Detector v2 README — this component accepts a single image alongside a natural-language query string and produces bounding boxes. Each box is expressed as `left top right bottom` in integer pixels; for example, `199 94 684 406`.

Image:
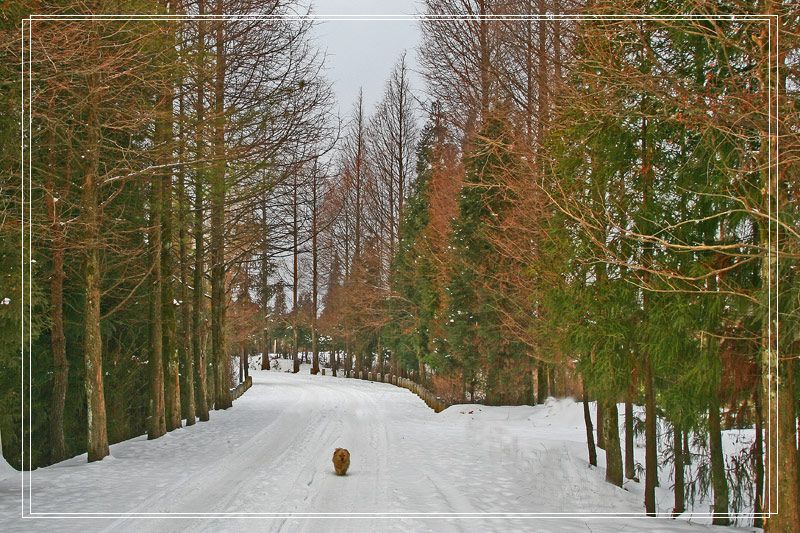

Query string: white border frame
19 12 780 522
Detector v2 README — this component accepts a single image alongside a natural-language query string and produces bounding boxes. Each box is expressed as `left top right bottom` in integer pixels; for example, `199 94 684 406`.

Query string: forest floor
0 360 756 532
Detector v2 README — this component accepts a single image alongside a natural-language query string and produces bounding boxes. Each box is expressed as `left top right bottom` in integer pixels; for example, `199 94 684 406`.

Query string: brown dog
332 448 350 475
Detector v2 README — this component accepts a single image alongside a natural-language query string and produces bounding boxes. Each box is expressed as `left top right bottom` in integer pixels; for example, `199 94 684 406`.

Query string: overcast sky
309 1 423 118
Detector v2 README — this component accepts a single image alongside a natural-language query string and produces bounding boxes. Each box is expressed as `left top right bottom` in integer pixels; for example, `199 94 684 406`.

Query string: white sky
309 0 423 117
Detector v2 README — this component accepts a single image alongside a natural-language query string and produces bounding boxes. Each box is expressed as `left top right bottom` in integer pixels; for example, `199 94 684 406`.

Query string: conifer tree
389 110 443 380
445 112 527 404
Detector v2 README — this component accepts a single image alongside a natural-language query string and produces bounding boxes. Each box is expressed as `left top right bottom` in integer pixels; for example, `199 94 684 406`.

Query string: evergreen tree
445 112 527 404
389 110 442 380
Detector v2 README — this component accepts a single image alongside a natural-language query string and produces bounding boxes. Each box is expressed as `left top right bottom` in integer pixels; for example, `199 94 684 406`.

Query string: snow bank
0 455 17 481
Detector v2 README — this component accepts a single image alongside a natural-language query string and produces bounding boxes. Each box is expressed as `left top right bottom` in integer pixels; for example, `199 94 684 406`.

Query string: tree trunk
583 381 597 467
377 336 384 376
82 79 109 461
596 401 605 450
344 337 351 375
239 344 245 384
177 89 195 427
391 350 400 383
46 127 68 463
643 357 657 516
753 378 763 528
683 432 690 464
353 91 364 262
161 196 181 422
673 425 685 516
259 171 272 372
311 167 320 375
708 396 730 525
416 346 425 385
261 334 270 370
603 400 623 487
355 340 363 377
625 395 635 480
641 112 657 516
762 351 799 531
211 4 231 410
536 361 548 404
206 345 216 409
485 362 499 405
761 4 800 527
161 119 181 432
311 328 319 374
148 88 167 440
192 0 210 423
292 172 300 374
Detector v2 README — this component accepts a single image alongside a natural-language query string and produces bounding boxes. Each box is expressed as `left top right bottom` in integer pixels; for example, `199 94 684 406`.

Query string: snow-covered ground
0 362 756 532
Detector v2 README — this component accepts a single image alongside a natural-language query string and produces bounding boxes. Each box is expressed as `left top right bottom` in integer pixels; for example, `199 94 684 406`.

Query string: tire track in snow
100 376 317 532
271 377 394 533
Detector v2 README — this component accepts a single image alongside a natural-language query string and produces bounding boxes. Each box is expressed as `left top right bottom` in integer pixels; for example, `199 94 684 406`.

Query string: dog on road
332 448 350 475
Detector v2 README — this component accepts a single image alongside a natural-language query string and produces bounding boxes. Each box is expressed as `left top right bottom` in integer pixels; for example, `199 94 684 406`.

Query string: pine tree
389 109 442 379
445 112 525 404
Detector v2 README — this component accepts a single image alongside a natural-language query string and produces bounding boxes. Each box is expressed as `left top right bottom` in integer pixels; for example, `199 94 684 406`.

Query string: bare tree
367 54 418 273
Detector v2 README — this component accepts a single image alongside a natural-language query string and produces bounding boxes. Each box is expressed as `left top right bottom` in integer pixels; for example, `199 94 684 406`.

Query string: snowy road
0 365 750 532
